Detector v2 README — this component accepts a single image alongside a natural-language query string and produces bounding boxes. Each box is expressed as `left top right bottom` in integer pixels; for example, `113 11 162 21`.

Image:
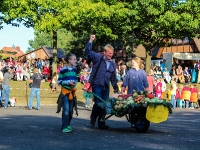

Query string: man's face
104 49 114 60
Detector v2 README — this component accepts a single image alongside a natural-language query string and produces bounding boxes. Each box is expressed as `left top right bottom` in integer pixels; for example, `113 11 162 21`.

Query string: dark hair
66 53 76 63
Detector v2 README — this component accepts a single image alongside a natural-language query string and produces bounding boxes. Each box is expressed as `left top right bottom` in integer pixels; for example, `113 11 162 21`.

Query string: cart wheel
134 117 150 133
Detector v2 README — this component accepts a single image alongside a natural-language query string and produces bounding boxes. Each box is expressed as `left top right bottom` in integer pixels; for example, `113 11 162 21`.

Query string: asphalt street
0 105 200 150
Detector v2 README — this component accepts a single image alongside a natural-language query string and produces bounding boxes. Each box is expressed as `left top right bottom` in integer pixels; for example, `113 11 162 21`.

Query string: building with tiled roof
18 46 65 60
0 46 25 58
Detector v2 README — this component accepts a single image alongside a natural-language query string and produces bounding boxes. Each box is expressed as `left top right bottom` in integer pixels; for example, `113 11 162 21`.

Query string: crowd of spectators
0 56 66 82
2 54 200 110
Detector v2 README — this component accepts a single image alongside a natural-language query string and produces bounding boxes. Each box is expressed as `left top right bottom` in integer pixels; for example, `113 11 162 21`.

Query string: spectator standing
190 84 198 109
83 81 93 108
0 70 3 107
85 35 118 129
44 56 50 67
120 65 127 81
176 85 184 109
36 58 42 74
192 61 198 83
26 68 43 110
155 78 162 98
161 78 166 92
181 84 191 109
116 68 121 82
146 70 154 94
15 63 23 81
6 57 15 67
42 64 51 82
170 81 177 109
1 67 13 108
50 72 59 93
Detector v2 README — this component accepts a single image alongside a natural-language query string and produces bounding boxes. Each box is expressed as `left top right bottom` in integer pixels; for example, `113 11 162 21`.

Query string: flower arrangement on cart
98 90 173 133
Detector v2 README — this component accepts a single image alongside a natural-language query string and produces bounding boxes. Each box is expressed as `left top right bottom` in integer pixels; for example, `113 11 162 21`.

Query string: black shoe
89 122 95 129
98 125 109 129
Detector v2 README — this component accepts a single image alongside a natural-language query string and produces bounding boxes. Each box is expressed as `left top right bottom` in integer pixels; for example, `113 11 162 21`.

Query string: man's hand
90 35 95 42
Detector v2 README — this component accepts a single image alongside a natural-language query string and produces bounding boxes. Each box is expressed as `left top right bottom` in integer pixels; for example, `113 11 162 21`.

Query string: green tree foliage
1 0 74 73
29 33 52 50
61 0 200 70
1 0 200 72
28 29 80 56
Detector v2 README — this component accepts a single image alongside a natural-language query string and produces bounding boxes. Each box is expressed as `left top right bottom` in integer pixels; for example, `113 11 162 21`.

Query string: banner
173 52 200 60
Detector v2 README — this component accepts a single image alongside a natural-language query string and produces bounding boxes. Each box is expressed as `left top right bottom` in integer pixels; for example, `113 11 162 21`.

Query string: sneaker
62 128 71 133
26 108 32 110
35 108 40 110
67 126 72 131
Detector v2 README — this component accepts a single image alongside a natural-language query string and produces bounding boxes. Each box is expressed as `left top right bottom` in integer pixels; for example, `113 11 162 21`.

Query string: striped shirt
58 66 78 89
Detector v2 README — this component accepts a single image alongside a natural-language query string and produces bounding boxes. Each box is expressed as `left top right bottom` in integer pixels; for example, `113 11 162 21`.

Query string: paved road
0 106 200 150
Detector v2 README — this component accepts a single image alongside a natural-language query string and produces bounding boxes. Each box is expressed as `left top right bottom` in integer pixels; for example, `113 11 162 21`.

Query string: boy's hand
90 35 95 42
69 82 76 87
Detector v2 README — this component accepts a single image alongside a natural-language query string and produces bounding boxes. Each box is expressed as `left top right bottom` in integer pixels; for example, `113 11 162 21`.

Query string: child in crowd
190 84 198 109
83 80 93 108
176 85 184 108
51 72 59 93
58 53 78 133
181 84 191 109
116 69 121 82
79 70 87 84
197 92 200 109
155 78 162 98
170 81 177 108
167 89 172 102
161 78 166 93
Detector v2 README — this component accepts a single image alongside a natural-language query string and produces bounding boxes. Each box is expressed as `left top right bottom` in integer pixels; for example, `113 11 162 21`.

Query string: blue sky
0 23 34 52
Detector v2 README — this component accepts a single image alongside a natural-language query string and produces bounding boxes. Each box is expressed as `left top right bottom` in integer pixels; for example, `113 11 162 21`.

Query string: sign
146 105 168 123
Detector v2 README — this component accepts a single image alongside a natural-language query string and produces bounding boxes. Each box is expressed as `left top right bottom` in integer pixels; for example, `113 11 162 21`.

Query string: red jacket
42 67 51 75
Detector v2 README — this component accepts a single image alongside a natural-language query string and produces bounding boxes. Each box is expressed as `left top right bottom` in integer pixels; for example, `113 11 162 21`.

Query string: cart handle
82 88 105 102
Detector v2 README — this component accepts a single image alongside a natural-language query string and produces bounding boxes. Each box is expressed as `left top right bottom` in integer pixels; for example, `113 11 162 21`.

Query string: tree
1 0 81 73
2 0 200 72
28 29 84 57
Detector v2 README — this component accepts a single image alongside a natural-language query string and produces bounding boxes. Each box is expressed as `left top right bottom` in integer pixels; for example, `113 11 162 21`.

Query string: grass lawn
9 80 85 106
9 80 198 106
